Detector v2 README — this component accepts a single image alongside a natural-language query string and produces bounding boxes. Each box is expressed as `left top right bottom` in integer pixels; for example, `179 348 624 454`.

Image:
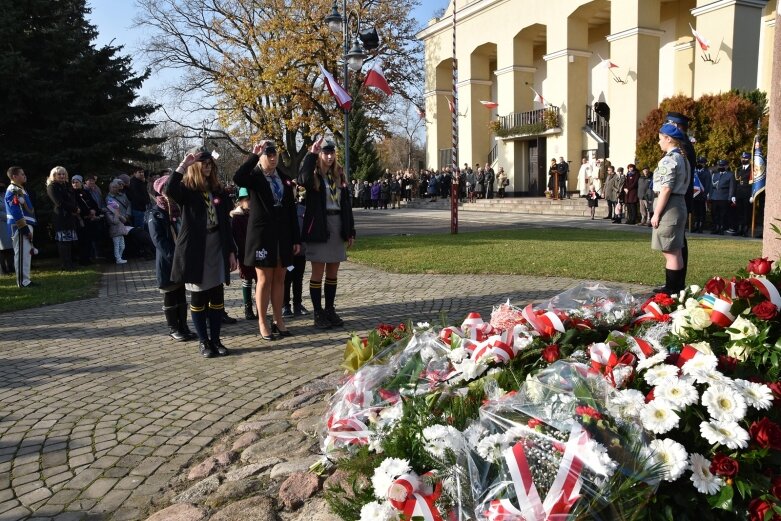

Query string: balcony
493 107 561 140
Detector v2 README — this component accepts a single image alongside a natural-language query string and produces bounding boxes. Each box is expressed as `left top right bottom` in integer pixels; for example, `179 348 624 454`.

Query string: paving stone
225 459 282 482
286 498 341 521
269 456 322 480
230 432 260 452
278 472 319 510
240 432 310 462
81 477 118 499
204 478 260 509
173 475 221 504
144 503 208 521
209 496 279 521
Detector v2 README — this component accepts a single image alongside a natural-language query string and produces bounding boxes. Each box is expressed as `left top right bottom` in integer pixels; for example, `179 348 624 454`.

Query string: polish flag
599 58 618 69
531 88 545 106
689 23 710 51
479 100 498 109
447 97 455 113
319 64 352 111
364 63 392 96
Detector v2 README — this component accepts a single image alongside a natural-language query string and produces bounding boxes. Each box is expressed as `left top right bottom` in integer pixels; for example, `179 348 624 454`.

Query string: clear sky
85 0 450 101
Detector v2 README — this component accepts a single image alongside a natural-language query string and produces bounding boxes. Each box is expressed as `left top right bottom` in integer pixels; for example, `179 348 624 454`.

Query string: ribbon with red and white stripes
473 336 516 364
698 293 735 328
485 425 588 520
388 471 443 521
439 326 463 346
589 343 636 387
521 305 566 338
324 417 370 450
344 373 373 409
750 277 781 307
675 344 700 368
632 301 669 325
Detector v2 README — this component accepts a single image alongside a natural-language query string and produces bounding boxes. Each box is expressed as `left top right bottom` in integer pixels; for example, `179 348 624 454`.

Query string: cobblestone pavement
0 211 649 520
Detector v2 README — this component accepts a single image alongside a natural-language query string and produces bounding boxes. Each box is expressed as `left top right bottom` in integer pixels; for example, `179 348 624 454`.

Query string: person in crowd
623 164 639 225
637 166 652 226
475 165 484 200
84 175 104 208
466 167 476 203
651 123 691 295
484 163 495 199
127 167 149 227
72 175 103 265
0 178 15 275
612 167 626 224
586 183 599 219
105 198 128 264
4 167 36 287
282 182 308 318
603 165 620 220
390 176 402 209
351 179 359 208
111 176 133 223
233 141 300 340
298 137 355 329
46 166 79 270
556 156 569 199
360 180 371 210
370 180 381 209
496 167 508 199
731 151 752 236
379 178 390 209
427 172 439 203
577 158 590 198
547 158 558 198
147 174 196 342
589 159 603 196
692 156 712 233
229 187 258 320
167 146 237 358
709 159 735 235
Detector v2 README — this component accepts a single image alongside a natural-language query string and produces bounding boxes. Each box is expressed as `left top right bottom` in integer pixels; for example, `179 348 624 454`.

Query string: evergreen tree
346 83 381 183
0 0 162 182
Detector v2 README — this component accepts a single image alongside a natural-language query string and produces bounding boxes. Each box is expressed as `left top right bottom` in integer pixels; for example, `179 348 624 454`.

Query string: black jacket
46 182 79 231
298 153 355 243
128 177 150 212
233 154 300 267
164 171 236 285
146 205 178 289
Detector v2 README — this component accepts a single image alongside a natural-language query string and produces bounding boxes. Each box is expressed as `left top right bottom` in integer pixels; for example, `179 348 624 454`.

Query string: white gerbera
732 379 773 410
702 385 747 422
636 351 668 372
648 438 688 482
422 424 464 458
476 433 509 462
609 389 647 420
371 458 411 498
644 364 679 386
654 378 699 410
689 453 724 495
640 400 680 434
359 501 398 521
680 353 719 377
700 420 750 449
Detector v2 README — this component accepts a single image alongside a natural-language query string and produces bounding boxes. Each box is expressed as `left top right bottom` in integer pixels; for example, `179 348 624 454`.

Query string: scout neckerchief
325 169 340 206
265 170 283 205
202 191 217 228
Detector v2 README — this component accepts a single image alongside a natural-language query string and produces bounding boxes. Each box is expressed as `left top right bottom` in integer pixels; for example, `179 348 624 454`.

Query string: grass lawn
349 228 760 286
0 258 102 313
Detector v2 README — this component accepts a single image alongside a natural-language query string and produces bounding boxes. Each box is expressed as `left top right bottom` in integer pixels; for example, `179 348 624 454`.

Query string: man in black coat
731 151 752 236
556 157 569 199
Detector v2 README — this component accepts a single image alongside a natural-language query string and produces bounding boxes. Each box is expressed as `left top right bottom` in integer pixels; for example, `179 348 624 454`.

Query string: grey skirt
185 230 226 292
305 214 347 263
651 195 687 251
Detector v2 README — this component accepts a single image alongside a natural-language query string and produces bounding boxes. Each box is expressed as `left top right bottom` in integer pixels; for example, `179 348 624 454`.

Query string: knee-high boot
57 241 74 270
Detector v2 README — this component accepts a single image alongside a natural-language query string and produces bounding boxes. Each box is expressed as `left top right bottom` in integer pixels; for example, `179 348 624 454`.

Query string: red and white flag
689 23 710 51
364 62 392 96
598 56 618 69
319 64 352 111
447 97 455 114
479 100 498 110
530 87 545 106
416 106 426 119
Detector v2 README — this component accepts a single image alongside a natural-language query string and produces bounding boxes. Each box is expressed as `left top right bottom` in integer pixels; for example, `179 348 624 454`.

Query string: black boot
57 242 75 270
653 268 685 296
164 305 188 341
177 304 197 341
244 303 257 320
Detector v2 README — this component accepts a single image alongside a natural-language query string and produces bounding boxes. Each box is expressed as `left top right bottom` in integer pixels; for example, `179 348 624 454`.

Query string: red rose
717 355 739 373
735 279 756 299
769 382 781 404
748 498 778 521
749 418 781 450
705 277 727 295
541 344 560 363
753 301 779 321
748 257 774 276
710 453 739 478
772 476 781 499
527 418 542 429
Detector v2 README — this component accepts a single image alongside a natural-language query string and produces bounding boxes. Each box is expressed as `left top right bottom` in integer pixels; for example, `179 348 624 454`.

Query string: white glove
731 197 736 203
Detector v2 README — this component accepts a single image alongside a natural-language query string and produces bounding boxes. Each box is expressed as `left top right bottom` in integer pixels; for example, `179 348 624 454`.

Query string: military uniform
709 162 735 235
652 147 690 252
4 181 36 287
732 157 752 236
691 161 712 233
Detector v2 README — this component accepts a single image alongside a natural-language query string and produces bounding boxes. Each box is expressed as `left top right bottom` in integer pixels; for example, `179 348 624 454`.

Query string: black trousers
712 200 729 230
284 255 307 307
692 198 707 226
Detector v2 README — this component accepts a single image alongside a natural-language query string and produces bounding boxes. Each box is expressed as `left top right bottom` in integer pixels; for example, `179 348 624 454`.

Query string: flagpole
342 0 351 185
451 0 459 234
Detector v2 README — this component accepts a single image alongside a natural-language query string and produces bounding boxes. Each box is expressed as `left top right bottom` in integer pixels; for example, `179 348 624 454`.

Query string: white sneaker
116 259 128 264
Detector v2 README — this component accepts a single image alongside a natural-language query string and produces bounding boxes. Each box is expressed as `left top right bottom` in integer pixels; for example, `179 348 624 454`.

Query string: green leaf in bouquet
734 478 752 499
707 484 733 510
384 353 426 392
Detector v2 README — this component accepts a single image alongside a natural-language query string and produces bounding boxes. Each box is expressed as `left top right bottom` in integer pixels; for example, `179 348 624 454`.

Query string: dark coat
233 154 300 267
297 152 355 243
46 182 79 231
623 171 639 204
128 177 150 212
164 171 236 285
75 188 102 218
735 165 752 199
145 205 178 289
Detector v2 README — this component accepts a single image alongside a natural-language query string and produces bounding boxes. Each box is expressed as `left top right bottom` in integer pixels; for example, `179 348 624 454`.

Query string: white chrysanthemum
583 439 618 477
609 389 647 420
644 364 679 386
422 424 464 458
415 321 430 330
476 433 508 462
451 358 488 383
700 420 750 449
636 352 668 372
681 353 718 377
640 400 680 434
648 438 688 482
702 385 747 422
447 347 467 363
523 374 545 402
732 379 773 410
370 458 411 498
463 423 487 448
367 434 384 454
655 378 699 410
377 402 404 429
689 453 724 495
359 501 398 521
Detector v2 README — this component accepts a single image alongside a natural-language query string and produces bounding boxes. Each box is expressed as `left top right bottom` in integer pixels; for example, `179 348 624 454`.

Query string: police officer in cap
692 156 712 233
709 159 735 235
731 151 752 236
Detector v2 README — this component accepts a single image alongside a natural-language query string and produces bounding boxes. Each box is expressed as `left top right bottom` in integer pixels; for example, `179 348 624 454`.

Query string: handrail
487 142 498 165
585 105 609 142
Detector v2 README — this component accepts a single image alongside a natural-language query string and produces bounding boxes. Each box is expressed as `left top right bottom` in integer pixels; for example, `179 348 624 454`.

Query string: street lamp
323 0 378 184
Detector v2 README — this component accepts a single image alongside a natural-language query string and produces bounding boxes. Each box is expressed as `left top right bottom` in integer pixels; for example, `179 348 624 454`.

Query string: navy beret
659 123 688 142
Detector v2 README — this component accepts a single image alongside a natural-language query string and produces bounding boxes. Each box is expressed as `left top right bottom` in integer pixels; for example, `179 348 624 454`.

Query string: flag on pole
363 62 392 96
479 100 498 109
689 23 710 51
750 128 766 201
447 97 455 114
318 64 352 111
597 54 619 69
530 87 545 106
693 171 703 198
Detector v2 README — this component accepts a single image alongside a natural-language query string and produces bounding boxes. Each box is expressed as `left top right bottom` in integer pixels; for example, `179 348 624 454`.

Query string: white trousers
13 229 32 287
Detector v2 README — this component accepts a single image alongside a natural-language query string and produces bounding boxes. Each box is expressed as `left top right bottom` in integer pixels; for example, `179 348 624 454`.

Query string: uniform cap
717 159 728 167
665 111 691 128
741 152 751 159
697 156 706 164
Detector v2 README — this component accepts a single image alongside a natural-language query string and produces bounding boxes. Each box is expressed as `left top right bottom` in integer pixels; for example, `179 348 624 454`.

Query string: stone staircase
402 196 610 218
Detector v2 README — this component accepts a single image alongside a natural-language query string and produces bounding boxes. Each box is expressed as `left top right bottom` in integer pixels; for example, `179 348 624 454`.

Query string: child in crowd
105 199 129 264
586 184 599 220
230 188 258 320
282 183 308 318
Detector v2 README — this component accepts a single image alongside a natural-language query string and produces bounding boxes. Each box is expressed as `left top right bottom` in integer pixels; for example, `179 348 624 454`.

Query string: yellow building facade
418 0 777 195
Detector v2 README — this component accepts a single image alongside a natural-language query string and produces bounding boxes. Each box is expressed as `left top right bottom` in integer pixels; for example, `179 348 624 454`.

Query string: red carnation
748 498 780 521
704 277 727 295
735 279 756 299
541 344 560 363
527 418 542 429
576 405 603 420
753 300 779 321
710 453 739 478
749 418 781 450
747 257 774 276
772 476 781 499
652 293 675 307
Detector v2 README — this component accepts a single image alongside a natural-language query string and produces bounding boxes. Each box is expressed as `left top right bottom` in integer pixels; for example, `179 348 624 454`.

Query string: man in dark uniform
692 156 712 233
663 112 695 288
710 159 735 235
731 151 752 236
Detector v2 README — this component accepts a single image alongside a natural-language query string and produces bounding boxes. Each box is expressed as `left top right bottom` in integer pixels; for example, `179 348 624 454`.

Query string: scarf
155 195 181 222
